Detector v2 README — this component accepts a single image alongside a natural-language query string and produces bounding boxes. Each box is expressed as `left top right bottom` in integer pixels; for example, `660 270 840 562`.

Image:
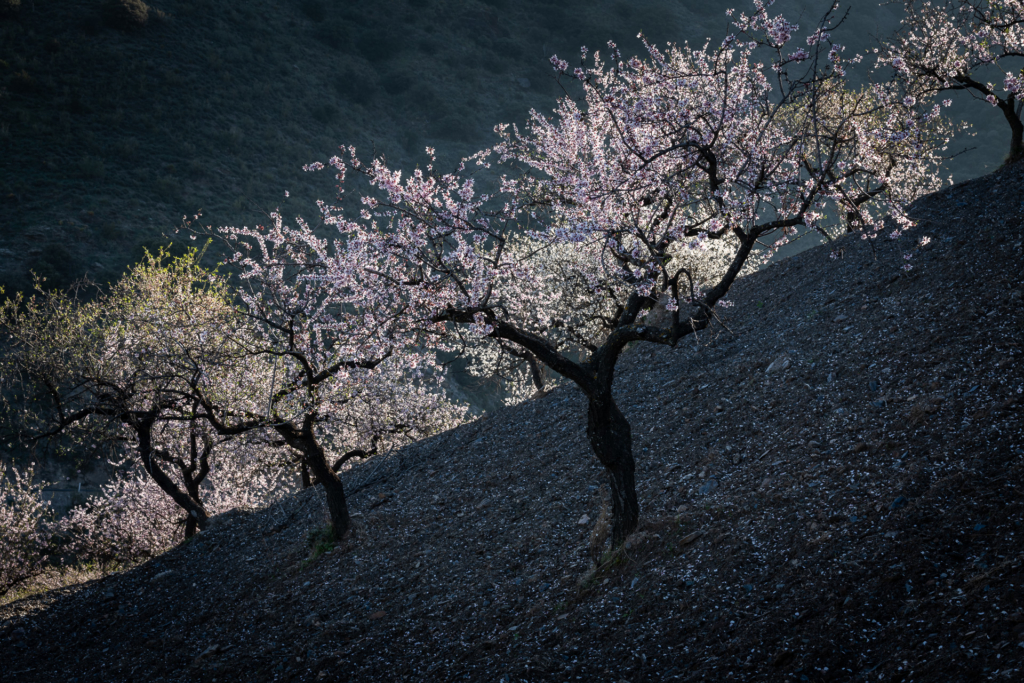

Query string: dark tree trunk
275 423 351 540
1011 116 1024 162
300 462 312 489
999 98 1024 162
526 353 545 393
182 474 203 539
586 394 638 547
136 416 209 534
304 441 351 540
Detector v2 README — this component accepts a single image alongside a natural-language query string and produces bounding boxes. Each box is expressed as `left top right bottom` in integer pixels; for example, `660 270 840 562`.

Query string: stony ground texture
2 165 1024 682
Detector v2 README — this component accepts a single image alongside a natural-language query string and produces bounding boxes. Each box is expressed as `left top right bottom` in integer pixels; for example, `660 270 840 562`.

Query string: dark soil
2 164 1023 681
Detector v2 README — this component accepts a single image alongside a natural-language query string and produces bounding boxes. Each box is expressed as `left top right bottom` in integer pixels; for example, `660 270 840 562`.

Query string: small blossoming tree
881 0 1024 160
284 1 951 545
0 250 246 538
188 213 467 540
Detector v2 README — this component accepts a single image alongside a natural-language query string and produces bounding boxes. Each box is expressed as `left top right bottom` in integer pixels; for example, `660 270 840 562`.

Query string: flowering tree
188 213 467 539
0 461 54 596
881 0 1024 160
0 250 246 538
290 1 950 546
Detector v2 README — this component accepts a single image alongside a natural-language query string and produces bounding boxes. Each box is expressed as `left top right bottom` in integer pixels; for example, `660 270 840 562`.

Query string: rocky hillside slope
2 163 1023 682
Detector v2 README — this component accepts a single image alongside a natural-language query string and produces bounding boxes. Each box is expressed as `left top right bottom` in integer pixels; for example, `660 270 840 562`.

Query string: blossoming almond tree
0 250 246 538
881 0 1024 160
189 214 467 539
297 1 949 546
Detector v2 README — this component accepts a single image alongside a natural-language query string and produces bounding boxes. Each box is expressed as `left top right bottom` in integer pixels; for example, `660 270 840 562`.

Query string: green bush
303 524 335 566
103 0 150 31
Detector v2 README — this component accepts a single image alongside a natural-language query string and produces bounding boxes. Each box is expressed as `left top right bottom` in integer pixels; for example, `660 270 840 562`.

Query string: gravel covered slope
2 164 1023 682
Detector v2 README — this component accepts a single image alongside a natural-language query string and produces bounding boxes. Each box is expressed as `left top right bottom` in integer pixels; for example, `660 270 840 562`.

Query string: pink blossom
550 55 569 73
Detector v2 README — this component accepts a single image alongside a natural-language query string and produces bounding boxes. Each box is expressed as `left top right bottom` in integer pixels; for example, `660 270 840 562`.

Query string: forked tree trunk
586 394 639 547
182 483 205 538
135 417 209 536
181 456 208 540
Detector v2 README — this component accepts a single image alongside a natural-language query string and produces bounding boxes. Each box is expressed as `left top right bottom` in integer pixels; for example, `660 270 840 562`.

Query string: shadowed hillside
2 156 1021 681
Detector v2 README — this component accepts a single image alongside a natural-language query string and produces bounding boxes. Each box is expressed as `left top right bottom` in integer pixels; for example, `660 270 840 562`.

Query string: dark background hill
2 151 1021 681
0 0 1008 295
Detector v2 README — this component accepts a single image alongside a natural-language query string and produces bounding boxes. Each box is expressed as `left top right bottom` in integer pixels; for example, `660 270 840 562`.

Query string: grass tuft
299 524 335 569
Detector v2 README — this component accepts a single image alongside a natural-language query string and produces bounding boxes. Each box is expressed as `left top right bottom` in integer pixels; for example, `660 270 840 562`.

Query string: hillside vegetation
2 156 1021 682
0 0 1004 294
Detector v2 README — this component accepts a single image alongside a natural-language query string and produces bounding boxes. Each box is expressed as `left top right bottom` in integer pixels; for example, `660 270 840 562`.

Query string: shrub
58 468 179 567
307 525 335 557
103 0 149 31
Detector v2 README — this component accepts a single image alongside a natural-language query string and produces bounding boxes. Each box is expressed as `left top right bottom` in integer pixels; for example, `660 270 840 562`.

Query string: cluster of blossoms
57 467 184 566
879 0 1024 158
0 462 54 595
